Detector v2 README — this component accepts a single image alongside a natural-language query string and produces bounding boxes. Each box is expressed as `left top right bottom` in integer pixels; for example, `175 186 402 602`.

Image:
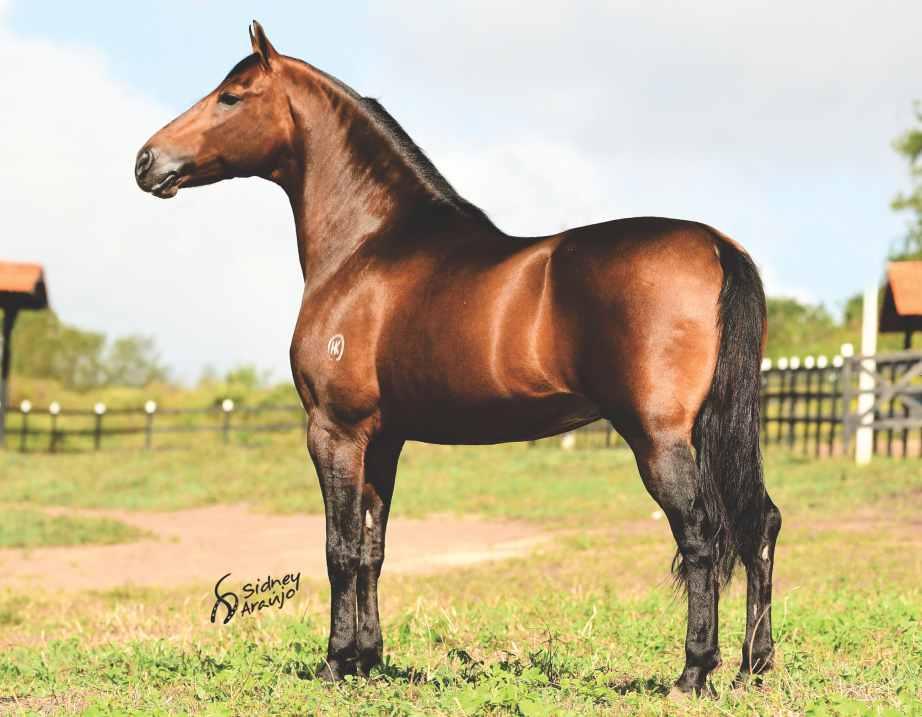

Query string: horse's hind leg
735 494 782 686
632 434 721 697
356 436 404 675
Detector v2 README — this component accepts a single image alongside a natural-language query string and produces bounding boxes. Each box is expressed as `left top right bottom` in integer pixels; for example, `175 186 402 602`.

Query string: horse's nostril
135 149 154 179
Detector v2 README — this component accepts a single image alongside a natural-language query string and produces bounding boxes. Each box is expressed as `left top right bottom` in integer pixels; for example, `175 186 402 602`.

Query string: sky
1 0 920 382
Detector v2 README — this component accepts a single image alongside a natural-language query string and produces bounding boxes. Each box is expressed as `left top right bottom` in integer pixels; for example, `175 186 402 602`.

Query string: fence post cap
221 398 235 412
760 358 772 371
94 402 107 415
49 401 61 415
777 357 789 370
832 355 844 368
804 356 815 369
789 356 801 369
817 355 828 368
20 400 32 414
840 343 854 357
144 400 158 414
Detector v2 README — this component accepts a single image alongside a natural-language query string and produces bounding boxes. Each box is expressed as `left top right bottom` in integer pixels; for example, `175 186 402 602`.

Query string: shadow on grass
609 676 671 696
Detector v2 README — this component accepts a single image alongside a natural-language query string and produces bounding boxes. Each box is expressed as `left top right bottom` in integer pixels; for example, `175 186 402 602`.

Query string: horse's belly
394 392 601 444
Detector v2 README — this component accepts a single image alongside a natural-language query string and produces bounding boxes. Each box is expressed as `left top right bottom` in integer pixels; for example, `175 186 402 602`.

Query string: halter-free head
135 21 292 198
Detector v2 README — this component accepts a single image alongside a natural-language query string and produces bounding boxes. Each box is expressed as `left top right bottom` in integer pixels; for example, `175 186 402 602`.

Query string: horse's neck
281 75 492 284
285 149 437 285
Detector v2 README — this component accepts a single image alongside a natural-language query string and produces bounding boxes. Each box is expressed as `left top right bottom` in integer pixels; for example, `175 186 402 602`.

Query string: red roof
0 261 49 310
880 261 922 333
0 262 43 294
887 261 922 316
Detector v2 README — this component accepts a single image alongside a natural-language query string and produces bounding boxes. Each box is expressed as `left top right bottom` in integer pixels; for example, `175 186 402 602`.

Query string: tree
7 309 168 390
765 297 838 357
103 336 168 387
891 104 922 260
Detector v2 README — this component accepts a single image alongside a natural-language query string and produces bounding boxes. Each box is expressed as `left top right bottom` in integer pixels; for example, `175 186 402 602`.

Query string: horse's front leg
308 419 369 681
356 436 404 675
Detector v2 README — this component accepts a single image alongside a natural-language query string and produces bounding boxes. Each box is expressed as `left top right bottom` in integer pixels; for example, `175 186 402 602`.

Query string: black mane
233 54 493 225
223 54 263 83
357 97 492 224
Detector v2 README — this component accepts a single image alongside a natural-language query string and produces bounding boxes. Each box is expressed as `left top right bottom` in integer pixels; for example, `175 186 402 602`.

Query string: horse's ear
249 20 278 69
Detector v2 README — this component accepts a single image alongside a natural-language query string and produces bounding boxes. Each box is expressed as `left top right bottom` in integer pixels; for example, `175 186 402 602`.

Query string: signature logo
328 334 344 361
210 571 302 624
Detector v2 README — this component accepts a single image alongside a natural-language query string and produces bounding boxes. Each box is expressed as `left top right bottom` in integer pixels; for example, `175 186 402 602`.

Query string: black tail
678 233 767 588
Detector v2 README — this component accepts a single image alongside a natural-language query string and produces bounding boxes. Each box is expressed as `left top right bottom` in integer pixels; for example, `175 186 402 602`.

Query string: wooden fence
2 351 920 457
0 398 616 453
0 399 307 453
760 355 846 456
761 350 922 458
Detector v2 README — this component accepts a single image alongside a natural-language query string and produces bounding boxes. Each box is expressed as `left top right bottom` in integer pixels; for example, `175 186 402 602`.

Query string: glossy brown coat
136 22 780 696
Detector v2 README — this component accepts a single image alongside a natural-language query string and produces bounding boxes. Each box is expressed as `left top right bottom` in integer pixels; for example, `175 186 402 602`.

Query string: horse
135 21 781 697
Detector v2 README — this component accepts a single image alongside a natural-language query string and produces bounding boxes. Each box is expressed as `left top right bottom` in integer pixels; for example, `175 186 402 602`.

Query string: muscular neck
273 60 494 285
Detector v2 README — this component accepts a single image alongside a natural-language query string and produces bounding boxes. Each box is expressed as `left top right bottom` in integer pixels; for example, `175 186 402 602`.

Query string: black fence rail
0 398 619 454
760 355 846 457
0 400 307 453
2 350 920 457
761 350 922 458
842 351 922 459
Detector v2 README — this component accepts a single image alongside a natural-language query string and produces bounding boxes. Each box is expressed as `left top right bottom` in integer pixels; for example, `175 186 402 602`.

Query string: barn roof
880 261 922 333
0 261 49 310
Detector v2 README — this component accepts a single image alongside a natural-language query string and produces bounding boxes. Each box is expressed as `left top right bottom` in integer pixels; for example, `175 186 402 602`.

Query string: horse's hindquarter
551 218 724 440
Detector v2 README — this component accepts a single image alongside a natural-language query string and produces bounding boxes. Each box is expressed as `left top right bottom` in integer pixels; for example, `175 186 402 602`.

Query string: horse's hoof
732 671 766 691
668 681 717 700
356 650 382 677
316 658 353 682
667 686 691 702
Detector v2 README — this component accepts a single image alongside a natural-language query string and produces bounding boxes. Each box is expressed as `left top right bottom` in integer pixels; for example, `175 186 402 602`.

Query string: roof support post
0 307 19 449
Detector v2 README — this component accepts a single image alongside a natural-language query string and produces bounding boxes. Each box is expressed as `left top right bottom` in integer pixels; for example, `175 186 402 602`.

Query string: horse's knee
326 545 360 583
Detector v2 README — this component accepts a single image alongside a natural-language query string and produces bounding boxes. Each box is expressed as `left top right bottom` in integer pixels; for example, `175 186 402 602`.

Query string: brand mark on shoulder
328 334 345 361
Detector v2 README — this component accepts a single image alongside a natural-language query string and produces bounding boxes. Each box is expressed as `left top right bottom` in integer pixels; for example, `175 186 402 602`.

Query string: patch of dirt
0 505 550 592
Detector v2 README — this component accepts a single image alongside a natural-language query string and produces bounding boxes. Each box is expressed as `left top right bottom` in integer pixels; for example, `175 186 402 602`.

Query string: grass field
0 441 920 715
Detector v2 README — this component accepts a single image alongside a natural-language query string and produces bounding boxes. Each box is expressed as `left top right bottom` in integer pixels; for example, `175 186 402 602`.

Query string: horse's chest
290 291 382 421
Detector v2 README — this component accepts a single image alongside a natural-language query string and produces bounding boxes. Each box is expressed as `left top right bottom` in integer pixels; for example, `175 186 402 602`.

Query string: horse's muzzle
134 146 187 199
135 148 154 181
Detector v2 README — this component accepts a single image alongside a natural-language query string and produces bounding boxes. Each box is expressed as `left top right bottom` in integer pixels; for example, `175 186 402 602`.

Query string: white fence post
855 284 878 466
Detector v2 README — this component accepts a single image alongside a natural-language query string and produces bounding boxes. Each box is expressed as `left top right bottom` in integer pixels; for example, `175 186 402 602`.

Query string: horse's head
135 21 293 198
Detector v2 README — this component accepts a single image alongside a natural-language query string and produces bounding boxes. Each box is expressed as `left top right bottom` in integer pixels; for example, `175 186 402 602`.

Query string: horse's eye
219 92 241 106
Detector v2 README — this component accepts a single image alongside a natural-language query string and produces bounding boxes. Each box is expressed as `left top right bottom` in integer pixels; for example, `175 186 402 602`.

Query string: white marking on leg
364 510 373 530
761 544 769 561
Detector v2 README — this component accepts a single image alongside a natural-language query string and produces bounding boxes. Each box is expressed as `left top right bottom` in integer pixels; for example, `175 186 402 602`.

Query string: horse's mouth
151 171 184 199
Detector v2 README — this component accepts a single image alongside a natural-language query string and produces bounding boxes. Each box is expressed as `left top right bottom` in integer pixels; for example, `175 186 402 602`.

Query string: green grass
0 443 919 714
0 441 919 523
0 508 150 549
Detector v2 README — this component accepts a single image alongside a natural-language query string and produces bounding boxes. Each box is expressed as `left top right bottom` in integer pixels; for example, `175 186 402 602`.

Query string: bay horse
135 21 781 697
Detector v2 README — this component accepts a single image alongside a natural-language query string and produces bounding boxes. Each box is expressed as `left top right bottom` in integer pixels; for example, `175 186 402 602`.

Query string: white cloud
361 0 919 301
2 2 920 384
0 20 301 382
